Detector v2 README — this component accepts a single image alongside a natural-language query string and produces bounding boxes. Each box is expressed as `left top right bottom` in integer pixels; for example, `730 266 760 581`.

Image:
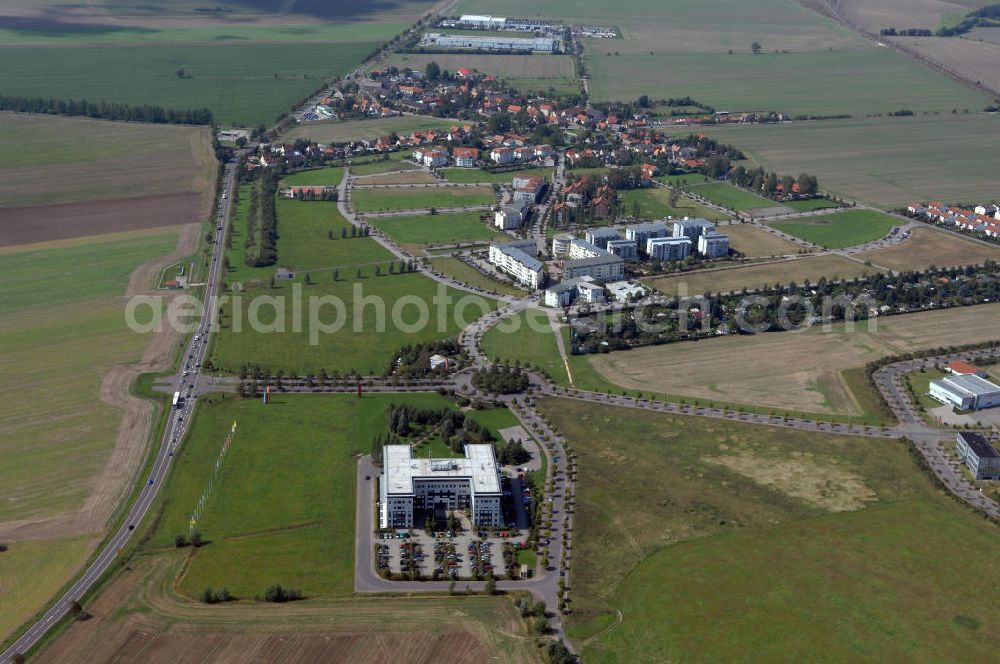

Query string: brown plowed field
36 555 536 664
0 193 200 247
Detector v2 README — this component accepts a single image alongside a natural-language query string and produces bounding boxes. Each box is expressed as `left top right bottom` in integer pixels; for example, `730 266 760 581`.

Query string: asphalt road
0 158 240 664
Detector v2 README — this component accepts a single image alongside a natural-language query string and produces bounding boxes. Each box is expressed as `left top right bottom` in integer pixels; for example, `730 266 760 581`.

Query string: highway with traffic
1 159 239 664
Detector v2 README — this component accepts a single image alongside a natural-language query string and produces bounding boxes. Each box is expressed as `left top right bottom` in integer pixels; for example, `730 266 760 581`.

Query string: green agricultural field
0 113 213 210
481 310 569 384
369 211 503 246
461 0 986 115
348 154 420 176
539 397 1000 662
688 182 784 211
768 209 897 249
0 43 377 126
699 115 1000 208
428 257 526 297
280 167 345 187
506 77 581 96
439 168 553 185
351 187 495 213
282 117 456 144
215 197 496 374
618 188 727 222
0 230 181 521
0 535 95 641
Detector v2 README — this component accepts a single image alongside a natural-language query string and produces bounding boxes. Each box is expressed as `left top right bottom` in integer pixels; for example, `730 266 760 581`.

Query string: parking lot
376 529 530 580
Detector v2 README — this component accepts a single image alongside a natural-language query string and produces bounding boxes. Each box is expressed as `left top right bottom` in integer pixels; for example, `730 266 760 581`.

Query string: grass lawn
618 188 727 222
351 187 495 213
768 209 898 249
506 76 580 96
281 167 345 187
281 116 455 144
689 182 784 211
439 168 552 185
539 397 1000 662
784 197 842 212
0 43 379 126
429 257 526 297
149 392 458 597
907 367 949 412
369 210 503 246
347 153 419 176
722 223 804 258
480 310 569 384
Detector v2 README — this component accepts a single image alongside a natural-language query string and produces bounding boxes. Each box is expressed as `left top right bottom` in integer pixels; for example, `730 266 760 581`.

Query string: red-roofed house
948 361 987 377
452 147 480 167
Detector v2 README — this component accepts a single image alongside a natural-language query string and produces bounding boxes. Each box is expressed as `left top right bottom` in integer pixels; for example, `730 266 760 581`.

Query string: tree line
730 165 819 198
244 171 278 268
0 94 213 125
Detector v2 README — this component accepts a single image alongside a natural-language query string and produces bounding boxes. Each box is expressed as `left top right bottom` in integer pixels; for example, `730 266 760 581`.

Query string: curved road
1 158 240 664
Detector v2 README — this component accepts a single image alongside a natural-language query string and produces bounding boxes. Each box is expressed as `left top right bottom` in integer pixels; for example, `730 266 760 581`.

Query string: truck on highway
172 391 182 408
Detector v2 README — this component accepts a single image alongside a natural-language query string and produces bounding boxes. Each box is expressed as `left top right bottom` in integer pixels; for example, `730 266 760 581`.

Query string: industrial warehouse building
421 32 558 53
955 432 1000 480
929 374 1000 411
380 445 503 528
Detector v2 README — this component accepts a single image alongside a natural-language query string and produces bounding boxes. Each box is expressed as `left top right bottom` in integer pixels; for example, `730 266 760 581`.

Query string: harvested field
35 554 537 664
858 226 1000 271
889 35 1000 98
0 193 201 247
0 114 213 208
586 303 1000 415
282 116 455 144
722 223 805 257
837 0 968 31
354 171 438 185
644 254 882 296
387 52 575 79
700 115 1000 208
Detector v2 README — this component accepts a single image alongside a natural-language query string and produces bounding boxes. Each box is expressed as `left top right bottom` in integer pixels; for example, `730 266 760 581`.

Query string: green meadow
351 187 496 213
688 182 784 211
768 209 898 249
369 211 504 246
481 310 569 384
540 397 1000 663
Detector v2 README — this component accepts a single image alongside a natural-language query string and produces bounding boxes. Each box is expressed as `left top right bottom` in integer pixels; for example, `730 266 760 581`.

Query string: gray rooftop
958 432 1000 459
383 444 501 496
565 254 624 268
937 374 1000 397
496 243 543 272
627 222 668 234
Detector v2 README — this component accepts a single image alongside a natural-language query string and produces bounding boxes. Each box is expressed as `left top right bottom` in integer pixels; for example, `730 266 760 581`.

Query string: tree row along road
1 158 240 664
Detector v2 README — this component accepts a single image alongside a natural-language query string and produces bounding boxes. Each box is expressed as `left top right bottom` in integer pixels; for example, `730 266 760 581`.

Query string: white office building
955 432 1000 480
647 236 692 261
698 230 730 258
489 241 543 289
380 444 503 529
929 374 1000 411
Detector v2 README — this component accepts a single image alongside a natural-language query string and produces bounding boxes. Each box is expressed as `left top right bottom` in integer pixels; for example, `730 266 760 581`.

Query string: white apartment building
698 231 730 258
489 241 543 289
647 236 691 261
380 445 503 529
495 203 527 230
563 254 624 282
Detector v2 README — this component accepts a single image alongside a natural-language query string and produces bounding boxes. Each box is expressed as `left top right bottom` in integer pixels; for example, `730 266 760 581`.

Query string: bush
263 584 302 603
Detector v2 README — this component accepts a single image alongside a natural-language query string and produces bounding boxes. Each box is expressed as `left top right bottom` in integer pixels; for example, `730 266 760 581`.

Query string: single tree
751 41 762 54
